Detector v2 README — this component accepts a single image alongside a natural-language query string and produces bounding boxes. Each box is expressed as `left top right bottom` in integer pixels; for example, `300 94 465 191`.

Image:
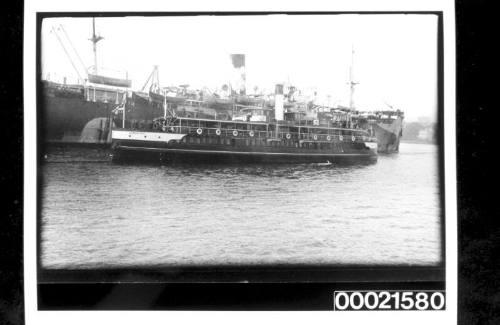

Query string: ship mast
89 18 104 75
348 45 358 110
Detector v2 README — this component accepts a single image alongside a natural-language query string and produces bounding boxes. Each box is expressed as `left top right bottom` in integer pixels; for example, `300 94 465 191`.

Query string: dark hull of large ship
40 81 165 144
372 117 403 153
111 130 377 165
41 81 114 144
113 141 377 164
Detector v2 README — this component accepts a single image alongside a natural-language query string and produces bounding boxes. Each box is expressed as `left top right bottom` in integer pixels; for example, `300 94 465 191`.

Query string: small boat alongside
315 160 332 166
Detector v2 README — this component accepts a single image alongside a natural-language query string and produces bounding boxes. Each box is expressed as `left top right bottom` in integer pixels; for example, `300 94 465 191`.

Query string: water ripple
40 143 442 268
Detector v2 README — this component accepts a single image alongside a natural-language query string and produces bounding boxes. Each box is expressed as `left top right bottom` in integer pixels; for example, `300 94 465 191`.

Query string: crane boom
50 26 83 83
59 24 87 77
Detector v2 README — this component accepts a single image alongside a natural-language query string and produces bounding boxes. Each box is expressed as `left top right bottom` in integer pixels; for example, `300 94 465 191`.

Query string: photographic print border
23 0 456 316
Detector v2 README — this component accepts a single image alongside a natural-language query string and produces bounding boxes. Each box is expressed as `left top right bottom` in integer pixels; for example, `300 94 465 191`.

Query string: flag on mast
230 54 245 68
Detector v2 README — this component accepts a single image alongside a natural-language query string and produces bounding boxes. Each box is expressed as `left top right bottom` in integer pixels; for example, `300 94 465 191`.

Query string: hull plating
112 139 377 164
372 117 403 153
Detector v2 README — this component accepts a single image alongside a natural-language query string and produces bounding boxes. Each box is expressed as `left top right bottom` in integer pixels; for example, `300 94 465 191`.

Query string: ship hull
113 145 377 164
372 117 403 153
41 82 115 144
111 131 377 165
40 81 164 144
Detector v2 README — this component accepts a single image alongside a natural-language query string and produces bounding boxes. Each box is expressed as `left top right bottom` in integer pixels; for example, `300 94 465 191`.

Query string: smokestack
274 84 284 121
230 54 246 95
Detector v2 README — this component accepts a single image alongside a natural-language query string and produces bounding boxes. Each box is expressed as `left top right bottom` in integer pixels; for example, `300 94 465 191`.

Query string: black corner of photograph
456 1 500 325
0 2 25 325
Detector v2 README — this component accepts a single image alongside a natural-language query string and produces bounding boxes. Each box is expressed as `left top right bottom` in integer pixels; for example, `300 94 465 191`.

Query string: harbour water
40 142 442 269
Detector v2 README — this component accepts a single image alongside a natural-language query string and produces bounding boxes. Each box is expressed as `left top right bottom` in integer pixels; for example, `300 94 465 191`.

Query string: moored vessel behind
372 114 404 153
351 110 404 153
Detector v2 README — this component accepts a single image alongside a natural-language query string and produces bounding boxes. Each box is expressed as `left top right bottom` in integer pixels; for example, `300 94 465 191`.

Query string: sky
41 14 438 122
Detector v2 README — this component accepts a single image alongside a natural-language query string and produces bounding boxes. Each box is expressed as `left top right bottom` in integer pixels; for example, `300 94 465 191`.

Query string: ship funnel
230 54 246 95
274 84 284 121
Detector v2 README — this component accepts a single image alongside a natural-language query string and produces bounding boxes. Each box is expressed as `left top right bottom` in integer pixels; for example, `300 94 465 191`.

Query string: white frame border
24 1 456 324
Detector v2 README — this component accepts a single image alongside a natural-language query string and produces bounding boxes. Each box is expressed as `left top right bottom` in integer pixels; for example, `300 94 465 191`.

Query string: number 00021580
333 291 445 311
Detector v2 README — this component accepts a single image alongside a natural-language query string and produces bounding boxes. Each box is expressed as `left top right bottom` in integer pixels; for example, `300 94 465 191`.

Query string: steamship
340 47 404 153
111 84 378 164
365 111 404 153
40 20 233 145
41 20 132 144
344 108 404 153
41 19 401 154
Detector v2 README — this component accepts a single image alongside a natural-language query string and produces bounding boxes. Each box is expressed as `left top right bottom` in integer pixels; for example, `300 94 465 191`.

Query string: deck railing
137 125 376 143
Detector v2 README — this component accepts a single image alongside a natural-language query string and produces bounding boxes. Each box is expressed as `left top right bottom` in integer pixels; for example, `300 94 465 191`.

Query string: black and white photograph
39 13 442 270
22 1 457 323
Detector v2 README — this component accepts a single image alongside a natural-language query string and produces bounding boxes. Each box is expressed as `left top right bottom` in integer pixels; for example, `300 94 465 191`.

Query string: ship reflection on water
40 142 441 269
